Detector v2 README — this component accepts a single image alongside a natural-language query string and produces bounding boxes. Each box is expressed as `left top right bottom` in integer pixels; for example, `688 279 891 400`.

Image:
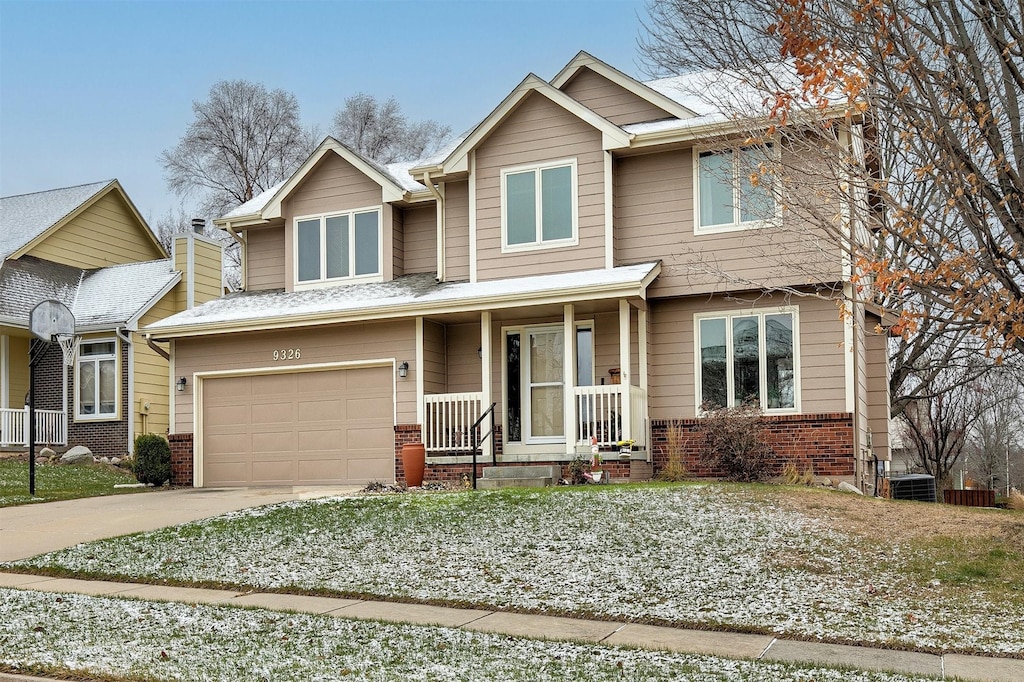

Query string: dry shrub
658 420 689 482
1008 490 1024 511
779 461 815 486
699 403 774 482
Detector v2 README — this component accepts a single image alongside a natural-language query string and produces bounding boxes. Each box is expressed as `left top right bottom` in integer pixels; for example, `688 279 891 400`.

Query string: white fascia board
125 272 183 331
145 278 658 340
551 51 698 120
441 75 631 176
261 138 408 220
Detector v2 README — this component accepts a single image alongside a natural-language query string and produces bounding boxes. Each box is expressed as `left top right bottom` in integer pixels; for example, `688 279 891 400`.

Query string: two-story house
146 52 890 491
0 180 222 457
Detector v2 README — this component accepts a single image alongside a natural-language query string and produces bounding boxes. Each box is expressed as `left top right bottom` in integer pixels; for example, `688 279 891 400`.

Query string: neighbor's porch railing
573 384 647 448
0 407 67 447
423 392 484 453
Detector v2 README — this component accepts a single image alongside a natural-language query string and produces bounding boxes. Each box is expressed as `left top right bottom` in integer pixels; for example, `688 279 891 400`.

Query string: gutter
115 326 134 454
146 264 662 340
423 170 445 283
224 223 247 290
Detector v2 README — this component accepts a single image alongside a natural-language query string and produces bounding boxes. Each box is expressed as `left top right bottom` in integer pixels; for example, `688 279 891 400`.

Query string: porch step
477 465 561 489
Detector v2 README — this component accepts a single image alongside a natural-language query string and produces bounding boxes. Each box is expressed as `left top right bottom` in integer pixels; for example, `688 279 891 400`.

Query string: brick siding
650 412 855 479
168 433 194 486
65 340 130 458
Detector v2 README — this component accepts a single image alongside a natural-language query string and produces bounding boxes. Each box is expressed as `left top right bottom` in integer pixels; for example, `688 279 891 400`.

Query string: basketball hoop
54 333 80 367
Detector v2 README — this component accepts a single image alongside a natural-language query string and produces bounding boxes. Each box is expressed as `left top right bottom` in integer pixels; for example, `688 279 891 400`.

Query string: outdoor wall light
398 361 409 378
175 376 187 392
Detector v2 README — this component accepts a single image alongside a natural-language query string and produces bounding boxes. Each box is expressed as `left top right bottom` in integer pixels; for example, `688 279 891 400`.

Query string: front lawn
0 588 938 682
0 458 145 507
5 484 1022 655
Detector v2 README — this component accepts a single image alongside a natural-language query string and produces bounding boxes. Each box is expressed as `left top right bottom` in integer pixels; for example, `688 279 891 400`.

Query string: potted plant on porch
617 439 635 458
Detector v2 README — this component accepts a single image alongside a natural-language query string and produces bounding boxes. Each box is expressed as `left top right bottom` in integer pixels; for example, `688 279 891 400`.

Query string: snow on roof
221 182 286 220
146 262 659 334
0 180 114 259
0 256 178 330
74 259 179 328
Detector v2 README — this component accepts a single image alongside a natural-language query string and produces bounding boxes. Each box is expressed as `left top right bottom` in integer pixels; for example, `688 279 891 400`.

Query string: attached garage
198 365 395 487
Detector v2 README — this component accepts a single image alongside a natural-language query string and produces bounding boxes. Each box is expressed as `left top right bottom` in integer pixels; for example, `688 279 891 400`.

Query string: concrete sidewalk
0 571 1021 682
0 485 361 562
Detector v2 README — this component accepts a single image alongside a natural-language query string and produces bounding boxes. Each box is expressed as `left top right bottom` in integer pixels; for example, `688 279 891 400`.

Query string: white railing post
423 392 484 453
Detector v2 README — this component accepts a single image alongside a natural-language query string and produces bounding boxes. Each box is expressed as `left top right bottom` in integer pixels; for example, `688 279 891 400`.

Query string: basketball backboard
29 300 75 341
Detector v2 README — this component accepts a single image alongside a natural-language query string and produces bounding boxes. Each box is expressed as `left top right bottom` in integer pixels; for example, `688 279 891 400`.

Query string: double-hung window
296 208 381 284
696 309 798 412
76 340 117 419
501 158 577 251
696 145 776 232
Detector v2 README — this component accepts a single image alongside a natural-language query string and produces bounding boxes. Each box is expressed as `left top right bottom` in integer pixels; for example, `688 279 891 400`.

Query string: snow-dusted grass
0 459 143 507
6 485 1022 655
0 588 939 682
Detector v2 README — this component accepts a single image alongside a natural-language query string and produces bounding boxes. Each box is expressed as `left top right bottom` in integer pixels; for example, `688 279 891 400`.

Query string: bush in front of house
699 402 774 482
133 434 171 486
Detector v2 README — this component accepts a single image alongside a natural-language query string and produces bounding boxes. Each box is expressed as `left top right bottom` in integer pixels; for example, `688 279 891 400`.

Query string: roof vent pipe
191 218 205 234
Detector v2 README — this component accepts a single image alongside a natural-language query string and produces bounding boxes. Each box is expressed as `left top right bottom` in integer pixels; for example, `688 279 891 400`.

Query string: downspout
116 327 134 455
423 171 445 283
224 222 247 290
145 335 170 361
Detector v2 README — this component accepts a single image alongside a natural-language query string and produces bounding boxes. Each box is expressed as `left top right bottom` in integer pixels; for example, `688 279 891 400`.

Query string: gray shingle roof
0 180 114 259
0 256 179 331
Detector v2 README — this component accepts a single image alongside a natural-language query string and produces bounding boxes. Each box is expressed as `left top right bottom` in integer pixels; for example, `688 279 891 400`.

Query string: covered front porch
0 331 67 449
415 297 651 464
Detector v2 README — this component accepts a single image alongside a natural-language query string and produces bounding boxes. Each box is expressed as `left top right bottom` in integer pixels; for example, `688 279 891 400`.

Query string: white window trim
293 206 383 289
693 143 782 235
693 306 801 414
500 157 579 253
75 338 118 421
502 320 594 446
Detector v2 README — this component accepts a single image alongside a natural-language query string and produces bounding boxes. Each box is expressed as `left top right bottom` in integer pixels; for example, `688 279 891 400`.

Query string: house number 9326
273 348 301 361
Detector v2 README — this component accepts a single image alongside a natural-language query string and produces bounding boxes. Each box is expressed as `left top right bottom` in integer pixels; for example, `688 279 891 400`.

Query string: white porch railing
423 392 484 453
573 385 648 448
0 407 67 447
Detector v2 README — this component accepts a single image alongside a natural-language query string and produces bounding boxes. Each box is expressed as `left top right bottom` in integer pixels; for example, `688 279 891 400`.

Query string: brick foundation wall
168 433 194 486
651 413 855 479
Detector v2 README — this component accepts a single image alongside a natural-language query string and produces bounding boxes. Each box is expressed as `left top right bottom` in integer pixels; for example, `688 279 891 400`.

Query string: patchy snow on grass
0 588 939 682
6 486 1021 654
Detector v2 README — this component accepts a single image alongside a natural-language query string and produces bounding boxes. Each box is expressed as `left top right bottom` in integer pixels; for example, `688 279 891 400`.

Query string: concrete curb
1 572 1021 682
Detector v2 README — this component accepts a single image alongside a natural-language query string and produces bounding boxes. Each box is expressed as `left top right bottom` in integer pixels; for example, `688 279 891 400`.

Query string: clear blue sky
1 0 651 223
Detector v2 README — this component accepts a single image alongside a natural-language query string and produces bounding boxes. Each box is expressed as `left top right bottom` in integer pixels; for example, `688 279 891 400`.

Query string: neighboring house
145 52 891 491
0 180 222 457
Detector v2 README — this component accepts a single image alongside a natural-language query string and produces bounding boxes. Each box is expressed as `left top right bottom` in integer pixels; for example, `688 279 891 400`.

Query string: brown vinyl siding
392 209 404 277
245 227 286 291
614 148 844 298
423 320 447 394
475 93 606 281
865 322 890 459
173 320 415 434
25 191 163 268
560 67 672 126
444 181 469 281
648 294 847 419
445 323 482 394
403 205 437 275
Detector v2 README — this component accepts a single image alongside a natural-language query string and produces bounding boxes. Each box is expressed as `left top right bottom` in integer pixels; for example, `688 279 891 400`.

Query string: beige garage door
202 366 394 486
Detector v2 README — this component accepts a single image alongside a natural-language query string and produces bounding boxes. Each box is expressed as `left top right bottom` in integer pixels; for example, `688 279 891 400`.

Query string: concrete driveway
0 486 360 562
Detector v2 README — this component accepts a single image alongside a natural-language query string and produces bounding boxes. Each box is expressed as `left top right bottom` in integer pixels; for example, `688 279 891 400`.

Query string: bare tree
161 80 318 219
332 93 452 164
964 361 1024 491
639 0 1024 358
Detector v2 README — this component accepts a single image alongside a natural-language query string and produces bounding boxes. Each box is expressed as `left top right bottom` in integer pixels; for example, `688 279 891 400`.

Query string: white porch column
416 317 424 427
1 334 8 410
563 304 575 455
480 311 492 436
619 299 631 443
638 306 648 393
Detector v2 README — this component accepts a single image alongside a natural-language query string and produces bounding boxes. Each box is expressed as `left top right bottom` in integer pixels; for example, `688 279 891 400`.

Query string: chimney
191 218 206 234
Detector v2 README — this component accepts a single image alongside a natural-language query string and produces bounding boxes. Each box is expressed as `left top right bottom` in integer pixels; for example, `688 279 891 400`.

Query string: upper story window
696 308 798 413
76 340 117 420
295 207 381 285
501 158 578 252
696 145 777 233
